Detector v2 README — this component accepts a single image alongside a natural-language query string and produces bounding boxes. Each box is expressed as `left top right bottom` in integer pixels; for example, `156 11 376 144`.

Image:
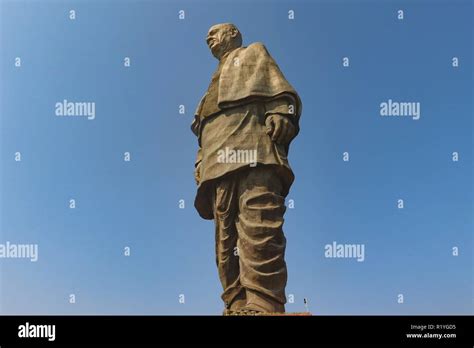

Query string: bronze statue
191 23 302 315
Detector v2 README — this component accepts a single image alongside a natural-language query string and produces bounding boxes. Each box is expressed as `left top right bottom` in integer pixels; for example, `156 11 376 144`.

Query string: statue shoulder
236 42 272 62
247 42 269 53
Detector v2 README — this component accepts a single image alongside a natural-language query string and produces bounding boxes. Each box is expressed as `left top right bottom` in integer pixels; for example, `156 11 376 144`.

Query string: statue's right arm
191 115 202 185
194 147 202 185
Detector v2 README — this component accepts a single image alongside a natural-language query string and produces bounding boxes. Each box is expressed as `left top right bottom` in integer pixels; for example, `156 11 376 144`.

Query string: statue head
206 23 242 60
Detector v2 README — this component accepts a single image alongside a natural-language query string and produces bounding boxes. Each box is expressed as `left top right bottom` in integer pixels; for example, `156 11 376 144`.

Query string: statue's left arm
264 96 299 146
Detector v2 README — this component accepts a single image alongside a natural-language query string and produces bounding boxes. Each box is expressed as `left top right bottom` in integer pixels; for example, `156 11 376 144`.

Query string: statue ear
230 28 238 38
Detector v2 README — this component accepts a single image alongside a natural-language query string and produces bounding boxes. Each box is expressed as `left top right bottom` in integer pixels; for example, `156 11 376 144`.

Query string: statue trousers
210 165 288 310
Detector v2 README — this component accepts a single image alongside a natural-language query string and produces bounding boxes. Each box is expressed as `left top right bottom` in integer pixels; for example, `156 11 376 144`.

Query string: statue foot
245 290 285 313
223 307 264 316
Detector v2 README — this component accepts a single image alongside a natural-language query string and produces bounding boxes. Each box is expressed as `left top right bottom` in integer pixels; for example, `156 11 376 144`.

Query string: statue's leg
212 176 246 312
236 165 288 313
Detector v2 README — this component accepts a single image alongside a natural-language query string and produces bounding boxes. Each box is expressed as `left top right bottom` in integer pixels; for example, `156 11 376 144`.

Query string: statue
191 23 302 315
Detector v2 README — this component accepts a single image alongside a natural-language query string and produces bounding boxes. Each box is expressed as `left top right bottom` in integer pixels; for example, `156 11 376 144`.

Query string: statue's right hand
194 163 201 185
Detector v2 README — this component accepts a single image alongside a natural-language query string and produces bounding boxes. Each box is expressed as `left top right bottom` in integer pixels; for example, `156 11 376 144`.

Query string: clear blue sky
0 0 472 315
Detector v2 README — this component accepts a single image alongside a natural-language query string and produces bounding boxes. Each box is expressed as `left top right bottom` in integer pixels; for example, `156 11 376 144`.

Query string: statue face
206 24 239 59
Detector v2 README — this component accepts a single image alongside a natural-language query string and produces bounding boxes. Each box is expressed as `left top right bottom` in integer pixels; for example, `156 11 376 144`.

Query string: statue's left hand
265 114 297 145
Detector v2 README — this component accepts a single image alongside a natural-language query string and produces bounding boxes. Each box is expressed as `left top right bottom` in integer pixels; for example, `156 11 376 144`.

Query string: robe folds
191 42 302 220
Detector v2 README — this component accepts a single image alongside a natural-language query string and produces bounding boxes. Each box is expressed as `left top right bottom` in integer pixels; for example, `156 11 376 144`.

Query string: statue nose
207 37 216 45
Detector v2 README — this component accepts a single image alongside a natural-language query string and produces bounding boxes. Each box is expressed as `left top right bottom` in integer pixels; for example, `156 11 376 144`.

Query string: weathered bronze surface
191 23 302 314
